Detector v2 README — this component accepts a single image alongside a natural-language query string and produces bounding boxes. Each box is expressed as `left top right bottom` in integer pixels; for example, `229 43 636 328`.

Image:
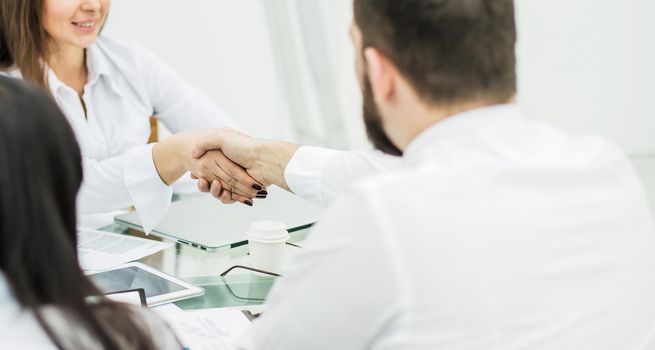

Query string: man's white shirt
243 104 655 349
285 146 402 207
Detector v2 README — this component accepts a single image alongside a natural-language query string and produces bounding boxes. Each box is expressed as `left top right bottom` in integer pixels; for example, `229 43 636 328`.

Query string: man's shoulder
349 125 634 210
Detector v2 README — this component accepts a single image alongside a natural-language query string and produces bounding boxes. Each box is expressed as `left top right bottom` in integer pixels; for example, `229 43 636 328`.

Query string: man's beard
362 72 403 156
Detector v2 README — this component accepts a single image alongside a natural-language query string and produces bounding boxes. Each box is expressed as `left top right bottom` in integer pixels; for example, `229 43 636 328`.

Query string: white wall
104 0 655 156
515 0 655 156
103 0 295 141
327 0 655 155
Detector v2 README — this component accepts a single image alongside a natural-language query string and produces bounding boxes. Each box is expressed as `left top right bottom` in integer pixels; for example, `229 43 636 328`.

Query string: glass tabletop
100 223 308 310
176 274 277 310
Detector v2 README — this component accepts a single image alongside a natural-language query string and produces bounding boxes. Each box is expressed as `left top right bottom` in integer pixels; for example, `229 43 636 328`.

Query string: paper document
153 304 251 350
78 229 171 271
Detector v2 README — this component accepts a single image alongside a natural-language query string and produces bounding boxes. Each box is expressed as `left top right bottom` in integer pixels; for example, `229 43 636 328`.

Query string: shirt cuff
123 144 173 233
284 146 341 207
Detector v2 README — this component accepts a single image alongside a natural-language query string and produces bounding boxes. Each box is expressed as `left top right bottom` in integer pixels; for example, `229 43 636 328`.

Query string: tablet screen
90 266 185 298
105 289 147 306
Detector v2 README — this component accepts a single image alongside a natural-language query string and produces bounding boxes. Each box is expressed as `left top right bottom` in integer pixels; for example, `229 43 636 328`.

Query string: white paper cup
247 221 289 274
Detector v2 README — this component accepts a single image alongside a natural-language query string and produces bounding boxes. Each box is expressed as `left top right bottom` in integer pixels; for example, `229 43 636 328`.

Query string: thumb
191 134 225 159
191 147 208 159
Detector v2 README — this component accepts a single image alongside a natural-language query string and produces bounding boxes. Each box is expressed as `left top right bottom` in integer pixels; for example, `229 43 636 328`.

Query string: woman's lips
72 20 98 34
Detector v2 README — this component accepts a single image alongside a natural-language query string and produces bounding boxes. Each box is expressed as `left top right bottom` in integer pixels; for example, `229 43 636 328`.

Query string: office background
104 0 655 156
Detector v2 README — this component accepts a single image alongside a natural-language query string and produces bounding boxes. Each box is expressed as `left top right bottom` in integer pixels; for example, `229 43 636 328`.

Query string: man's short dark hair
354 0 517 105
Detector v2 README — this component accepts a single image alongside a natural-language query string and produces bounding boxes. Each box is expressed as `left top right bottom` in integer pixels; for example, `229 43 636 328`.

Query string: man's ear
364 47 396 105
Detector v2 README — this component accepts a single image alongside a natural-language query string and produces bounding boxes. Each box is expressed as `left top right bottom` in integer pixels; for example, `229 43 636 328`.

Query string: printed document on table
78 229 171 271
153 304 252 350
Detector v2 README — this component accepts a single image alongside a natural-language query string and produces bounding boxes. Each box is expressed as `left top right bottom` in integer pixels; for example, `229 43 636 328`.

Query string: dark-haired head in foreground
0 76 171 349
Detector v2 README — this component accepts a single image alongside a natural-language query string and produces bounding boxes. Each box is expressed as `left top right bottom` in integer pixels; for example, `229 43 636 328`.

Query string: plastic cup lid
247 220 289 242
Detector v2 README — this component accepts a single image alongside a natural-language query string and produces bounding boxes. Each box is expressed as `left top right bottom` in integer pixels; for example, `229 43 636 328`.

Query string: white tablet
105 288 147 306
88 262 204 307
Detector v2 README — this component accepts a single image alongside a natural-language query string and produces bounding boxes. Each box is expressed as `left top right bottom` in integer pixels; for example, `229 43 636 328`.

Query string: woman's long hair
0 76 162 350
0 0 49 88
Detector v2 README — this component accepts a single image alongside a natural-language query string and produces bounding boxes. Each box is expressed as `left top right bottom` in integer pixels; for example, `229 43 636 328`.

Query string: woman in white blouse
0 0 265 232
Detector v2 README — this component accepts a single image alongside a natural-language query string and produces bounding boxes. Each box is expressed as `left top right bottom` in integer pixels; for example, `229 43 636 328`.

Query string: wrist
153 133 193 185
253 140 299 191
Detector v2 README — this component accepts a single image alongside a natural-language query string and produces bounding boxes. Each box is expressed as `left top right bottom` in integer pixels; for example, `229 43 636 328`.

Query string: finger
203 168 256 207
197 178 210 193
211 180 249 205
231 191 255 207
190 174 199 180
219 189 254 206
210 172 257 198
212 153 262 196
210 180 223 199
214 178 259 204
220 188 233 204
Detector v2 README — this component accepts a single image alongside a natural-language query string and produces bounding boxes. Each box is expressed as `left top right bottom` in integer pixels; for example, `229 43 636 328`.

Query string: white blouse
0 273 180 349
2 36 237 232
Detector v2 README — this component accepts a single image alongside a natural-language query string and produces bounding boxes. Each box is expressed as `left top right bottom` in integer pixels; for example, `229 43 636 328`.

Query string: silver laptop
114 186 323 252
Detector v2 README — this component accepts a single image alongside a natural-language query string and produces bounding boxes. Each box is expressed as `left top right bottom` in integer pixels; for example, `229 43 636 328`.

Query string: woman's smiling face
42 0 110 50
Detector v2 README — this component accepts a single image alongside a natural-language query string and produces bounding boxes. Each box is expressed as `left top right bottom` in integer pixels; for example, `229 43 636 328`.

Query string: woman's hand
188 149 266 206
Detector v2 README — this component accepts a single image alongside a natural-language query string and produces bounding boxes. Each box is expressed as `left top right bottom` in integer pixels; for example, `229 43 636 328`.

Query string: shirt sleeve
77 144 172 233
81 45 240 232
136 46 238 132
284 146 403 207
237 192 405 350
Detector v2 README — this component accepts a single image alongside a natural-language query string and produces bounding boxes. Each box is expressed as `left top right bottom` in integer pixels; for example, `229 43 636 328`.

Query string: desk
101 223 309 313
105 156 655 311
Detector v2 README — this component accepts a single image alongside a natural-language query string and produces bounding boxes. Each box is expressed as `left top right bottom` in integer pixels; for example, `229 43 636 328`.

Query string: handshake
153 128 299 207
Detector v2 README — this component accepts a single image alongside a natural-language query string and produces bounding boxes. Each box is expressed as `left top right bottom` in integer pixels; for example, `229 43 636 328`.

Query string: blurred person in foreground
0 76 181 350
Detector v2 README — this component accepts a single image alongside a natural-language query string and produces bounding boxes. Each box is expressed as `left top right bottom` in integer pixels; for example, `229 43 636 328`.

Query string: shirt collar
47 43 123 97
86 43 121 94
46 68 66 96
403 103 524 163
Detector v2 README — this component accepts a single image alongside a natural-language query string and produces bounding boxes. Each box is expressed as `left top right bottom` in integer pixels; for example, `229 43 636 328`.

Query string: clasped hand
186 129 269 205
169 128 297 206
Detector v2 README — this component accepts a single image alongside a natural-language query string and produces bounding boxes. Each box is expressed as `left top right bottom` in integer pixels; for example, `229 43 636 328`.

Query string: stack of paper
153 304 252 350
78 229 171 271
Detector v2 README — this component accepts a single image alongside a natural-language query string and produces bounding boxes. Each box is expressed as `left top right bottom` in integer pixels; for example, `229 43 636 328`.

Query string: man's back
243 105 655 349
376 106 655 348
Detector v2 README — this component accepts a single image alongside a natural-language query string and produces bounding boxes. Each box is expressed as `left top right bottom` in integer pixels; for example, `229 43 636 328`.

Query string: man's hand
191 129 300 200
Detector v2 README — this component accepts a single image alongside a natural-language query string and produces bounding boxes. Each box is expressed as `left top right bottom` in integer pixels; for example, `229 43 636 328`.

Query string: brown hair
0 0 50 88
354 0 517 106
